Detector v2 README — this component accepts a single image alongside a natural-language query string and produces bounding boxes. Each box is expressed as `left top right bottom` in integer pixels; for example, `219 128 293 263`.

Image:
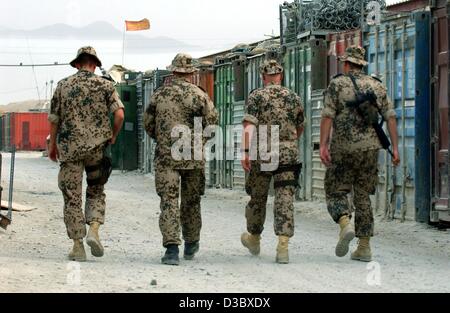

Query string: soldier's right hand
49 144 59 162
320 145 332 167
241 154 251 173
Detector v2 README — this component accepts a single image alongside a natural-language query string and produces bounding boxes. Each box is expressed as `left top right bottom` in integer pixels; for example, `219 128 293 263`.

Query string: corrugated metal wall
365 11 431 221
0 112 49 152
282 38 328 200
214 60 234 188
430 0 450 223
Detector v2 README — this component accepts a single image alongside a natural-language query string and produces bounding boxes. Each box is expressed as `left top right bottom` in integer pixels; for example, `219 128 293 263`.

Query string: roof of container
387 0 430 10
198 36 280 63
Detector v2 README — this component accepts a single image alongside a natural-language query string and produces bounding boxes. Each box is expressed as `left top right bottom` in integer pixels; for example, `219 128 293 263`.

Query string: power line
0 62 70 67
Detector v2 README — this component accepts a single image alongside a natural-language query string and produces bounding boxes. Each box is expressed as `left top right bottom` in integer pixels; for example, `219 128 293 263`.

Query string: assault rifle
346 75 394 157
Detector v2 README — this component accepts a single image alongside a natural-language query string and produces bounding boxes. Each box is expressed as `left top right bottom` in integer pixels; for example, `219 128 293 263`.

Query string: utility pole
50 80 54 98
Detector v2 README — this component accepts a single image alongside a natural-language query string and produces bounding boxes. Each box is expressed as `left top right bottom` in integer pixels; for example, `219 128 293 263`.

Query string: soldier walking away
320 46 400 262
48 47 125 262
144 53 218 266
241 60 304 264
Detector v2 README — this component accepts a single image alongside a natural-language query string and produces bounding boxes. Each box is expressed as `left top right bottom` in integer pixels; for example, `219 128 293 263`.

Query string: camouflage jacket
49 69 124 162
144 78 218 170
322 69 397 153
243 83 304 165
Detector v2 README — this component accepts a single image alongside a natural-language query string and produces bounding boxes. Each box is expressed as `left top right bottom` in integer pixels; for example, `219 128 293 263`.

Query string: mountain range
0 21 197 52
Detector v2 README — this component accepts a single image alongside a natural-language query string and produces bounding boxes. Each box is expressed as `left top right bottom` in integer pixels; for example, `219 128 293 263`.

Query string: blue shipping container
365 11 431 221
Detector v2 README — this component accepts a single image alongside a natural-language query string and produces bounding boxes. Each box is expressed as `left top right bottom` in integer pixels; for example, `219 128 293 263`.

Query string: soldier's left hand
392 149 400 167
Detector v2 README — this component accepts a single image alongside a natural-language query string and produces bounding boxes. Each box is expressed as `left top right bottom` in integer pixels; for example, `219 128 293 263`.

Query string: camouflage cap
260 59 284 75
167 53 199 74
70 46 102 68
339 46 368 66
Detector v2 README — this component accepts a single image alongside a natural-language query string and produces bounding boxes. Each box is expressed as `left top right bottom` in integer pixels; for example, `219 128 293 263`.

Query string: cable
0 63 70 67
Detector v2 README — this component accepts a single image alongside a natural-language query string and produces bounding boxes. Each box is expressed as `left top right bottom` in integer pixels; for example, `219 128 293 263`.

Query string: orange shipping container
327 30 363 83
9 112 50 151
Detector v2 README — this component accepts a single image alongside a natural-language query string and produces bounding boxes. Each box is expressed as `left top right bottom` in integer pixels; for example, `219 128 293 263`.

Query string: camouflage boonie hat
70 46 102 68
339 46 368 66
168 53 199 74
260 59 284 75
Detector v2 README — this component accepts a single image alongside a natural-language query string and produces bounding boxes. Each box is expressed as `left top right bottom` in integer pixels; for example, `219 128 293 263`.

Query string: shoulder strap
348 74 361 93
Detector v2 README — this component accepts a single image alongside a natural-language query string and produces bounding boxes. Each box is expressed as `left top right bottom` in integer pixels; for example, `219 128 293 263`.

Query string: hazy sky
2 0 283 44
0 0 398 105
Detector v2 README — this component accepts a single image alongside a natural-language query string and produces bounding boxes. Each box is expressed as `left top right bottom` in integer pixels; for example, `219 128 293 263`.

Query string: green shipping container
214 59 235 188
111 84 138 171
282 38 328 200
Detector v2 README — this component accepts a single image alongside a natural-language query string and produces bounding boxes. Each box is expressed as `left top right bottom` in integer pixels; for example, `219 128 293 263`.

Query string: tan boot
68 239 87 262
335 215 355 257
276 236 289 264
351 237 372 262
241 233 261 256
86 222 104 257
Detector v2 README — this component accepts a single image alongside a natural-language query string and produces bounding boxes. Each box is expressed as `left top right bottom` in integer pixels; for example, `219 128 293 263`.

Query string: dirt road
0 152 449 293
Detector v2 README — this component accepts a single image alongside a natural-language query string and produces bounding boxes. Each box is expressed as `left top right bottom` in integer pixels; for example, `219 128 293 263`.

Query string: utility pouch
85 147 113 187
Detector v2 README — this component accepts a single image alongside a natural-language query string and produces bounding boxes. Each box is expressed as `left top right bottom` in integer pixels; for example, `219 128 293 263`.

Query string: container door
431 5 450 222
22 121 30 150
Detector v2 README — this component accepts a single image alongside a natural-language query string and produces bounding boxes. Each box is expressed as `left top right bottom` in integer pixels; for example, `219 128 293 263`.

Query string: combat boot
184 241 200 260
241 233 261 256
335 215 355 257
68 239 87 262
86 222 104 257
161 245 180 266
351 237 372 262
276 236 289 264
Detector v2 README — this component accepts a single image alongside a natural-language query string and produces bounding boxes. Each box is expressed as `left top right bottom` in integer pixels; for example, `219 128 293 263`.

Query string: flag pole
122 22 126 66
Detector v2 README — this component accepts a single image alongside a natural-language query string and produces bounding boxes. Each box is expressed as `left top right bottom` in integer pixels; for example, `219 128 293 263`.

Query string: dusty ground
0 152 449 293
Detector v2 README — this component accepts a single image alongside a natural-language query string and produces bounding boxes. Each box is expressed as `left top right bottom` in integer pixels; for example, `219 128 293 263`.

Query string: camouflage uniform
144 53 218 248
243 60 304 238
322 47 396 238
49 46 124 240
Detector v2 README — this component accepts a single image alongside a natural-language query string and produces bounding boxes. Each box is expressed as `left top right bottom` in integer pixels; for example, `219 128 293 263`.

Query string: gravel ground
0 152 449 293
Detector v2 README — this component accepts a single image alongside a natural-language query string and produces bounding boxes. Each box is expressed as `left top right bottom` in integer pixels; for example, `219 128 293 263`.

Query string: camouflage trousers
58 146 106 240
325 150 379 237
245 163 297 238
155 166 205 247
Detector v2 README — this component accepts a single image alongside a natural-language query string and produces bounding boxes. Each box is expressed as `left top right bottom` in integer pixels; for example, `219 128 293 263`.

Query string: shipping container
140 70 170 174
310 89 327 200
112 84 138 171
213 56 235 189
365 11 431 221
5 112 49 151
282 37 329 200
430 0 450 222
327 30 363 82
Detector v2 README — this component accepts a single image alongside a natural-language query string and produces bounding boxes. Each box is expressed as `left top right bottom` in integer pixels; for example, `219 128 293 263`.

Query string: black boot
161 245 180 266
184 241 200 260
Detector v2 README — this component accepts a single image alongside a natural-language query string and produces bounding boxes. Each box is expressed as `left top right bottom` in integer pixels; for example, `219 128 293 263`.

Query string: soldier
48 46 125 262
144 53 218 266
241 59 304 264
320 46 400 262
